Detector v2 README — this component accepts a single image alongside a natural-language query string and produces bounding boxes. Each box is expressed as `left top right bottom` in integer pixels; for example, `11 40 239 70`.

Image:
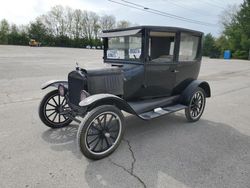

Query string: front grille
68 70 87 106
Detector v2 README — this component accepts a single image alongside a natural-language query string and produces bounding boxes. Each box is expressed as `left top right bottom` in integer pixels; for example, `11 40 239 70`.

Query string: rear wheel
39 90 72 128
77 105 124 160
185 87 206 122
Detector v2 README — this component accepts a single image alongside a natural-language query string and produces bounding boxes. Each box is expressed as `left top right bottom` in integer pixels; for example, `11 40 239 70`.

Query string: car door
173 32 202 94
145 62 176 97
144 31 177 98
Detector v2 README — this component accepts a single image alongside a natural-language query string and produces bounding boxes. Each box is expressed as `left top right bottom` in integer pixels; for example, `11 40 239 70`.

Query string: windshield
106 34 142 61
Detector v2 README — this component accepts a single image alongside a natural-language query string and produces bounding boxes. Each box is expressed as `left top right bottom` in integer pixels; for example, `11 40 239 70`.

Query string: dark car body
40 26 211 159
66 26 205 106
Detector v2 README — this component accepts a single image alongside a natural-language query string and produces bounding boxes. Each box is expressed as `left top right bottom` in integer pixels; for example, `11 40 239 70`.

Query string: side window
148 31 175 63
179 33 199 61
107 33 142 61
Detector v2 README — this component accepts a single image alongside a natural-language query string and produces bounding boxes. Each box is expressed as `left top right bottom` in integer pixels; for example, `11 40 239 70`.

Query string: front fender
180 80 211 105
41 80 68 90
79 94 137 115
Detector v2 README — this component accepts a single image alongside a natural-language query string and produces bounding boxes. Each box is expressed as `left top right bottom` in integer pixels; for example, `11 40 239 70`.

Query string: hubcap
85 112 121 155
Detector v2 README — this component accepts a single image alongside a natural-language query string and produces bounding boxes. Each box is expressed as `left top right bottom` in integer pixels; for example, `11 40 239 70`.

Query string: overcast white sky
0 0 243 35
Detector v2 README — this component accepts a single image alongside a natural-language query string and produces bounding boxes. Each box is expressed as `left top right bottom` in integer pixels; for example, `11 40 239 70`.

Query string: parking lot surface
0 45 250 188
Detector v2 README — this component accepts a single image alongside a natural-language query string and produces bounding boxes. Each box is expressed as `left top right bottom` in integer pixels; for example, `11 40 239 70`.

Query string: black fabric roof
101 25 203 36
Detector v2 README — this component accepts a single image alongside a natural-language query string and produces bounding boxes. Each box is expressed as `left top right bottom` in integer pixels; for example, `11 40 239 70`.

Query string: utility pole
248 49 250 60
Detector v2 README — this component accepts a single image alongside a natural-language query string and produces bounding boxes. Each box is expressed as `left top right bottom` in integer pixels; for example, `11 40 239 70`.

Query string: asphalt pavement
0 45 250 188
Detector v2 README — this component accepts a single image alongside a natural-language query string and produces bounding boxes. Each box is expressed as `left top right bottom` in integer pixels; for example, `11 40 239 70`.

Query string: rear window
179 33 199 61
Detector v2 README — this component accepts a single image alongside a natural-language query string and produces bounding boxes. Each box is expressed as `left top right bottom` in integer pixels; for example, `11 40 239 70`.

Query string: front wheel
185 87 206 122
77 105 125 160
39 90 72 128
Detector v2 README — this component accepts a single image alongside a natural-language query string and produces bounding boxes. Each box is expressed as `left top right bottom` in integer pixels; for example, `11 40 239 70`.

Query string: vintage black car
39 26 211 160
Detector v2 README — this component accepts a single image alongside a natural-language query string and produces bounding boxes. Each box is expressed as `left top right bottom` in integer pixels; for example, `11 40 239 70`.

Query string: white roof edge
99 29 141 38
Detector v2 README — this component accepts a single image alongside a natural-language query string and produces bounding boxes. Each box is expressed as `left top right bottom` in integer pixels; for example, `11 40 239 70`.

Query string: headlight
80 90 90 101
58 84 66 96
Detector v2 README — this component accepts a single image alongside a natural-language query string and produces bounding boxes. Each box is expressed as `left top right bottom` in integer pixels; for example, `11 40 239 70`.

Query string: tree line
0 1 249 59
0 5 133 48
203 0 250 59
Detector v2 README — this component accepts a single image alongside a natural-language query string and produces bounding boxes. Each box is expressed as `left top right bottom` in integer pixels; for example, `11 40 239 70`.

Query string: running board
139 104 187 120
128 95 180 114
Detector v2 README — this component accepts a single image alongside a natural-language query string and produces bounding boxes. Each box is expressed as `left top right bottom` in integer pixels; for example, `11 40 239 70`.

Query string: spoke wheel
185 87 206 122
77 105 124 160
39 90 72 128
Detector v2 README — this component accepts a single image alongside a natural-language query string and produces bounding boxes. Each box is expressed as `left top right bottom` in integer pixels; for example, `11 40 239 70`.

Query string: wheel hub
194 100 199 107
104 132 111 138
55 105 63 113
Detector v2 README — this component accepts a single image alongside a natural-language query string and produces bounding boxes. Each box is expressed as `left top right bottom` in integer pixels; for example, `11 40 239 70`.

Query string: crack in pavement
109 139 146 188
125 139 136 174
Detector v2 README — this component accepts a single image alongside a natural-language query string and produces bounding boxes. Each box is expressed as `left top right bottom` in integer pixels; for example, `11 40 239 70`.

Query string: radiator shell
68 68 124 106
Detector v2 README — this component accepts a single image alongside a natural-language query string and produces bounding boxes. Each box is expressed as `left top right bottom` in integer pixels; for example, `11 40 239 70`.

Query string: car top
101 25 204 36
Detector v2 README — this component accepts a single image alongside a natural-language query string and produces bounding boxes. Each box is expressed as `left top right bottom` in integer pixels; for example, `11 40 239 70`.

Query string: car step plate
139 104 187 120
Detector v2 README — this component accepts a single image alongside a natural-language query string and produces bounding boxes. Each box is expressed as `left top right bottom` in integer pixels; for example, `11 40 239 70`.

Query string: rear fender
180 80 211 105
41 80 68 90
79 94 137 115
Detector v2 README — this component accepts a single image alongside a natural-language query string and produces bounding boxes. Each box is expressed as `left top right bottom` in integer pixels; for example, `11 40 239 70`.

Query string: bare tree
34 5 136 41
72 9 83 39
50 5 64 36
65 7 74 38
100 15 116 30
81 11 100 39
40 5 69 37
116 20 132 29
92 13 100 39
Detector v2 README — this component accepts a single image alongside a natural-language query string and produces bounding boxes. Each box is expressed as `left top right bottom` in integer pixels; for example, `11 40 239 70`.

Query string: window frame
145 30 178 65
104 32 144 65
177 32 202 64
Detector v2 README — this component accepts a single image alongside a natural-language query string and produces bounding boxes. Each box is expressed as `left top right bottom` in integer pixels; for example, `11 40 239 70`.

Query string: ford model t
39 26 211 160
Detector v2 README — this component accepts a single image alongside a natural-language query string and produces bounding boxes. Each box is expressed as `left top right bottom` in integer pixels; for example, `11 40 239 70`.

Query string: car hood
82 67 123 77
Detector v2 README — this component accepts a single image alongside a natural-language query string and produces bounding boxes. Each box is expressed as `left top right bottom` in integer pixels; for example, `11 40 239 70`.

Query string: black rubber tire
185 87 206 122
77 105 125 160
39 90 72 129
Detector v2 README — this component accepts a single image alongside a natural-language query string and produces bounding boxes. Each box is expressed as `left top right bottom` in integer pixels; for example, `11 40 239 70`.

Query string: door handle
171 70 179 73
